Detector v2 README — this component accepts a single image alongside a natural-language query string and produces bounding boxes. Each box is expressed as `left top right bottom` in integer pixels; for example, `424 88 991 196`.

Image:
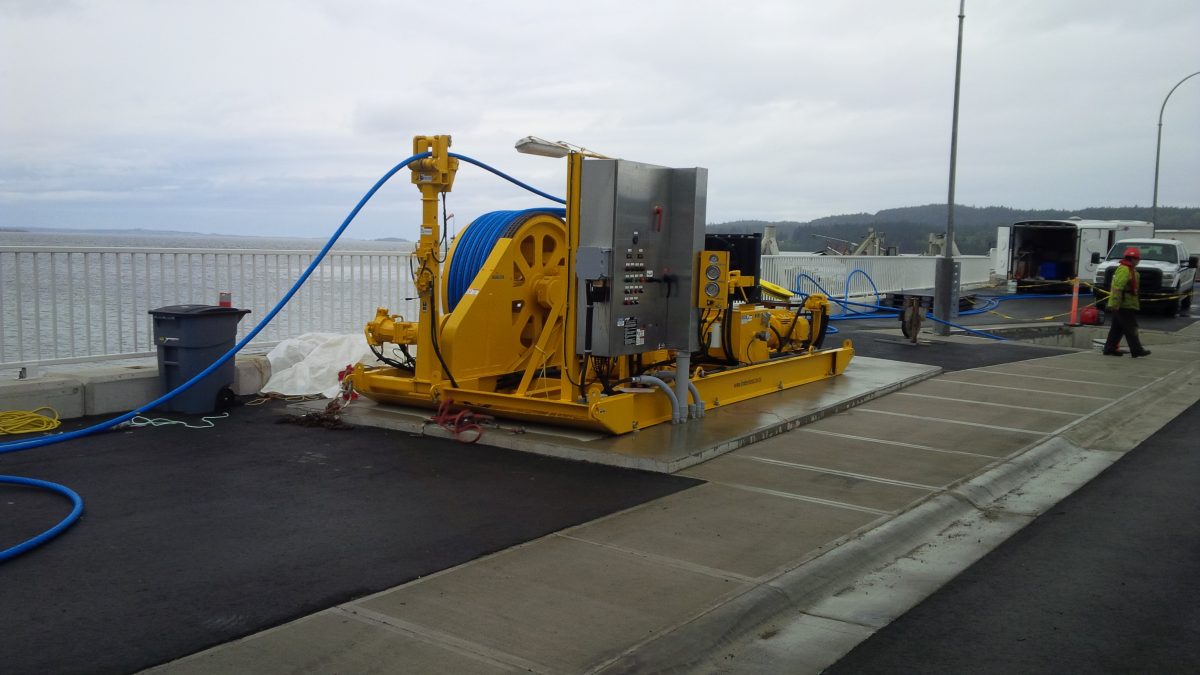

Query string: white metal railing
2 246 991 368
761 254 992 311
1 246 418 368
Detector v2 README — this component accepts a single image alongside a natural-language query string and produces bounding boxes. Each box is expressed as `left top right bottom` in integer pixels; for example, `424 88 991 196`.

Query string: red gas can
1080 306 1103 325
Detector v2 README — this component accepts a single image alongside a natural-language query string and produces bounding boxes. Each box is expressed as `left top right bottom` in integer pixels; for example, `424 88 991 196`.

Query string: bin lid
148 304 252 317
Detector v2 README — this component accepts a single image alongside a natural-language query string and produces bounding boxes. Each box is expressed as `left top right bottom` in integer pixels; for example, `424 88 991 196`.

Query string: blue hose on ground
794 270 1007 340
924 316 1007 340
0 476 83 562
794 273 899 320
0 150 565 560
958 296 1002 315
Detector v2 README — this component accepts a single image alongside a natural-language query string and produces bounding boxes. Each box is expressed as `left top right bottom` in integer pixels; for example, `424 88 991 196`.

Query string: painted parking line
794 428 997 459
994 362 1161 382
736 454 944 492
894 391 1085 417
715 482 893 516
854 408 1048 435
936 376 1115 401
968 369 1139 389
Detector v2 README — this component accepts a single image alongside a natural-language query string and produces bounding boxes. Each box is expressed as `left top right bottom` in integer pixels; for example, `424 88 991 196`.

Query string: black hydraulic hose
770 324 786 354
370 342 413 371
811 312 830 350
722 308 736 364
427 274 457 389
782 301 804 345
581 284 596 401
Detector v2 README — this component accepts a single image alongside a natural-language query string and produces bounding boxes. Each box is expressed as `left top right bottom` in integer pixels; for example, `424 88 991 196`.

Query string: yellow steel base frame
353 341 854 435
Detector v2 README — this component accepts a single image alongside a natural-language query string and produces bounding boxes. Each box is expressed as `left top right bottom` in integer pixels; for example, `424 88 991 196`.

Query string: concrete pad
75 364 160 415
0 374 84 418
358 535 747 674
568 482 881 580
150 611 515 674
805 408 1041 458
1147 341 1200 353
749 430 997 488
903 379 1108 415
984 360 1160 384
322 356 940 474
939 369 1133 399
1041 353 1185 379
858 393 1079 433
682 455 932 513
994 359 1161 382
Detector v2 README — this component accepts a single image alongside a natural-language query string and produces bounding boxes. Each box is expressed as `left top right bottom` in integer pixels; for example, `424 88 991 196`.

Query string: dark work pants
1104 308 1144 354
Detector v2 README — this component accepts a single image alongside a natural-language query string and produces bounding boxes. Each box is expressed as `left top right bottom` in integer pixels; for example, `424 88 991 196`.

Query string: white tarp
262 332 377 398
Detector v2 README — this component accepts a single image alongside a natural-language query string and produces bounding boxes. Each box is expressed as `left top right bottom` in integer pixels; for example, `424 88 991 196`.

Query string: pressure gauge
705 281 721 298
705 264 721 281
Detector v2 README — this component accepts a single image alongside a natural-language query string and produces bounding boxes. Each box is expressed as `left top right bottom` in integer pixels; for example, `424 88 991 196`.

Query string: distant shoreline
4 226 409 243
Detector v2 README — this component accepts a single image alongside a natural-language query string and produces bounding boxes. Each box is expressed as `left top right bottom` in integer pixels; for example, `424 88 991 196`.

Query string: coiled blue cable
0 150 564 561
0 476 83 562
446 208 566 312
793 270 1007 340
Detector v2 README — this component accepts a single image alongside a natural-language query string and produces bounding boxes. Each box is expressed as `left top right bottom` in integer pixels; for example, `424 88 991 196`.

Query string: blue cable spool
446 208 566 312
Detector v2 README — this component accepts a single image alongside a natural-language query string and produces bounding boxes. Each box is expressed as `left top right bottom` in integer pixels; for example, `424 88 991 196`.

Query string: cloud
1 0 1197 239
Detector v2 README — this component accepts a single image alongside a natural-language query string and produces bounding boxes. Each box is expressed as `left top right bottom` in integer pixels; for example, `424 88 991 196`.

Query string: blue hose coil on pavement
0 475 84 562
446 208 566 312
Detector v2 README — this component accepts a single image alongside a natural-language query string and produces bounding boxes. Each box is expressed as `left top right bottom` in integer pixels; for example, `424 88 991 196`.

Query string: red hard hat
1123 247 1141 260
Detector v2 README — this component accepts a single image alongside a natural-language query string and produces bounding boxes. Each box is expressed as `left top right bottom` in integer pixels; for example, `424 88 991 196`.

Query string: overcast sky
2 0 1197 240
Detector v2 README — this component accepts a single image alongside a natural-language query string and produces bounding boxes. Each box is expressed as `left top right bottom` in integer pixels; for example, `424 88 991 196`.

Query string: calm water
1 230 414 252
1 231 419 364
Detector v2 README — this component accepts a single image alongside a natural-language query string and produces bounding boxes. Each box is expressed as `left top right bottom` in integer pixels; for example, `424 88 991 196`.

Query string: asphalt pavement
0 404 697 674
825 398 1200 674
3 298 1195 674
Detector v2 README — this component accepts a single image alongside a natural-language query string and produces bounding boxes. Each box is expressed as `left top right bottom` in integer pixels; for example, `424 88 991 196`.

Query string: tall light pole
933 0 966 335
1152 71 1200 226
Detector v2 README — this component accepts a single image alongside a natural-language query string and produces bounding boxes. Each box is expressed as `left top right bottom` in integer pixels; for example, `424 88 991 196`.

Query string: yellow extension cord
0 407 62 435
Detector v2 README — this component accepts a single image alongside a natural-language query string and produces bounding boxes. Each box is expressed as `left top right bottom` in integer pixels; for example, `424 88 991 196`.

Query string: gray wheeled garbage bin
149 304 251 414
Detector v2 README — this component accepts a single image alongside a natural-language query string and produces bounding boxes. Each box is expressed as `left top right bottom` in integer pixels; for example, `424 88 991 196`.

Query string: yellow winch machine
353 135 854 434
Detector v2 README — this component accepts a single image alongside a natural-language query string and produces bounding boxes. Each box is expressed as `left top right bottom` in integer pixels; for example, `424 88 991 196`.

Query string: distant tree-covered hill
710 205 1200 255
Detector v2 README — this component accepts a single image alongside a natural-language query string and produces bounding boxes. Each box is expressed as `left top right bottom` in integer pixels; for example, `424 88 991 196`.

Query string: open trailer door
1078 227 1106 279
996 225 1010 278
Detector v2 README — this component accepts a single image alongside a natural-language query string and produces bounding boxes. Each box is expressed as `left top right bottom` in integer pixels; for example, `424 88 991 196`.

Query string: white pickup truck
1091 238 1199 316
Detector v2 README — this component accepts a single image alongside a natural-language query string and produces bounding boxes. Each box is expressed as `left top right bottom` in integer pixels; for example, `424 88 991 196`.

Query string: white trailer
996 218 1154 292
1155 229 1200 252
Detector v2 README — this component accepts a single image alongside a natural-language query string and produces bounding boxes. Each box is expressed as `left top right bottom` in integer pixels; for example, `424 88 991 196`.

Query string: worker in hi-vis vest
1102 247 1151 358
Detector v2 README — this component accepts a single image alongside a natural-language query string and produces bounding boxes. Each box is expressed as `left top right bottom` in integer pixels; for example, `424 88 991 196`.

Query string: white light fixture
515 136 611 159
515 136 571 158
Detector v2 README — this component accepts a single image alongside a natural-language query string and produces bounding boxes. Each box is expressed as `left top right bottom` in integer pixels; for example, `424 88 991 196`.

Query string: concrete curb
0 355 272 418
595 358 1200 674
594 494 972 674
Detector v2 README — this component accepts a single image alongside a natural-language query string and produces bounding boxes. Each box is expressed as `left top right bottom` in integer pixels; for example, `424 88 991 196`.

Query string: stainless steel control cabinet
575 159 707 356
